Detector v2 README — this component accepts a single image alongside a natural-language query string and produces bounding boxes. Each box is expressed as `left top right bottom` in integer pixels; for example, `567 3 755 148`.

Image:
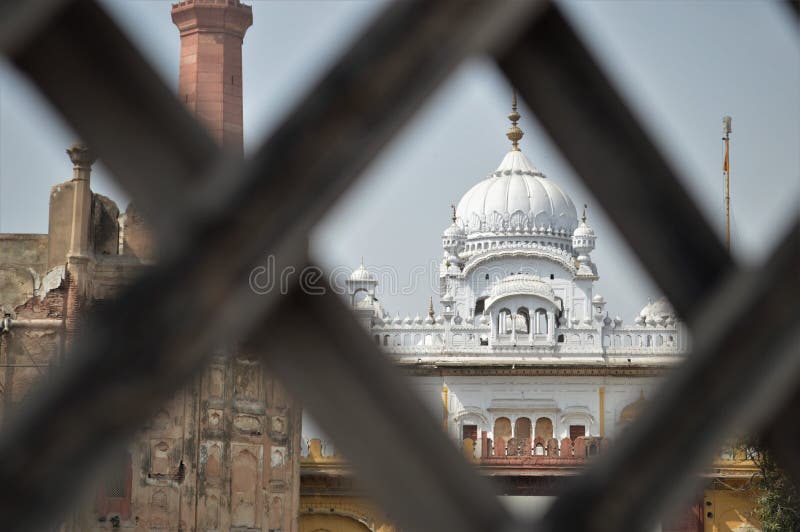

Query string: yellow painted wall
300 495 396 532
704 488 761 532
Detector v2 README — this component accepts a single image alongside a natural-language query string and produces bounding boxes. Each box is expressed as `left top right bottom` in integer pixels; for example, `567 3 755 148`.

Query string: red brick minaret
171 1 252 155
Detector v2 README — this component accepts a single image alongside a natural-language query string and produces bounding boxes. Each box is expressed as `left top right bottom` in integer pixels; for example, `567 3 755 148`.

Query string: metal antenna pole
722 116 732 251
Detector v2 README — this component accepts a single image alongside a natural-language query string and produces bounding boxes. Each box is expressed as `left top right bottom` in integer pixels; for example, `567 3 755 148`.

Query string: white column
511 314 517 344
528 316 534 344
547 311 555 341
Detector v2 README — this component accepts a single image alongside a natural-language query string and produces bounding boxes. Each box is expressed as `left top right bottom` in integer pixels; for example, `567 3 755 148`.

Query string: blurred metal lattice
0 0 797 531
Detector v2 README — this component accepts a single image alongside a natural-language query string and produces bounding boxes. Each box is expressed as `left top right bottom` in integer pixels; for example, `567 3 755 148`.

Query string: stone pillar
510 315 517 344
489 311 496 346
172 0 253 155
547 311 555 342
67 143 95 258
64 143 97 349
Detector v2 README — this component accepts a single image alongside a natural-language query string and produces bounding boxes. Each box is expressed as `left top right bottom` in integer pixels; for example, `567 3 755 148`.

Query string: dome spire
450 203 457 223
582 203 587 224
428 296 435 319
506 91 524 151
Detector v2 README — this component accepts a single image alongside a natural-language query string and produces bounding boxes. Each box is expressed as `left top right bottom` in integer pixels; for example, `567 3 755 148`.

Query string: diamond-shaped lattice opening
0 1 797 531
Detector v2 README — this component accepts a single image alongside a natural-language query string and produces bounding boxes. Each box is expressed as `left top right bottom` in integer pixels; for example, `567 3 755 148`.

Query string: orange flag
723 140 729 173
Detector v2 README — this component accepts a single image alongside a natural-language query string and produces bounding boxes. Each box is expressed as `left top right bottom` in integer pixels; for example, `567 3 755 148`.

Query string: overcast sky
0 1 797 321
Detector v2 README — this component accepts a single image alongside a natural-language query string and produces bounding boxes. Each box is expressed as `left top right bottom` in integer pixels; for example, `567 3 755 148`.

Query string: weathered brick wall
0 234 49 312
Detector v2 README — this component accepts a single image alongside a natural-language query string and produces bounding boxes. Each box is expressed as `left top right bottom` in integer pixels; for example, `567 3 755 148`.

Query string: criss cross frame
0 1 798 531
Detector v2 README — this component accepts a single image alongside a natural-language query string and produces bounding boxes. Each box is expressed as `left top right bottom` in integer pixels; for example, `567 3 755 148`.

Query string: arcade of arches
493 416 554 444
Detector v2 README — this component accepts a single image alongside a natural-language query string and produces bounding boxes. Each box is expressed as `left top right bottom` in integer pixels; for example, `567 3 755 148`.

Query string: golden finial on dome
428 296 435 319
450 204 457 223
506 91 524 151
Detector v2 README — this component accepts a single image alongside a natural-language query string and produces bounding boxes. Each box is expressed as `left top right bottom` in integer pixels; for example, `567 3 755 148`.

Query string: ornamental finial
428 296 435 319
506 91 524 151
450 204 457 223
582 204 587 224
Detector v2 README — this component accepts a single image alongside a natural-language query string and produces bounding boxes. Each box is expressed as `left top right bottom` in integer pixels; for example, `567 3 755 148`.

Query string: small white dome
350 262 376 282
592 294 604 303
573 221 595 238
638 297 675 320
443 222 465 238
455 150 578 238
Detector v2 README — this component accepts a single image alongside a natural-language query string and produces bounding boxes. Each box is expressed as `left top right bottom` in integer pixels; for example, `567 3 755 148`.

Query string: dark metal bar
253 282 517 532
499 7 800 529
765 385 800 487
0 1 542 529
1 0 796 531
0 0 69 56
497 4 734 319
536 222 800 532
6 0 218 231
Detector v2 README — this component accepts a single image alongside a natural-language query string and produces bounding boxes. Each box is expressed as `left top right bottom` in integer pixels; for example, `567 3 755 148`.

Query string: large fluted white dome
455 150 578 237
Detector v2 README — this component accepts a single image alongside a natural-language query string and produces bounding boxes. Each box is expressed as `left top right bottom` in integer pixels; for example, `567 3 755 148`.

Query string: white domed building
350 99 686 363
315 98 690 502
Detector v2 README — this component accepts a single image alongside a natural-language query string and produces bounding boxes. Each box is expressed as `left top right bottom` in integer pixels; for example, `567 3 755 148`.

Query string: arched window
474 296 487 315
624 335 632 347
493 417 512 447
514 417 532 439
534 308 548 334
516 307 530 335
534 417 553 440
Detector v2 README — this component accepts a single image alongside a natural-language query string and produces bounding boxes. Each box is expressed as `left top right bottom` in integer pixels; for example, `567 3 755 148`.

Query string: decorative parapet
368 321 684 357
468 433 608 462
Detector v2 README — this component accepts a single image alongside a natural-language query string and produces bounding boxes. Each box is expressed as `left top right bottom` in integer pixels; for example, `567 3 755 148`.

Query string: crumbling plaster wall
0 234 49 312
2 176 300 530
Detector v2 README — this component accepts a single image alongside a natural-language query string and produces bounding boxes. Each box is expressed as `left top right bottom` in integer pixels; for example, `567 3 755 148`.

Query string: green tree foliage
744 437 800 532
